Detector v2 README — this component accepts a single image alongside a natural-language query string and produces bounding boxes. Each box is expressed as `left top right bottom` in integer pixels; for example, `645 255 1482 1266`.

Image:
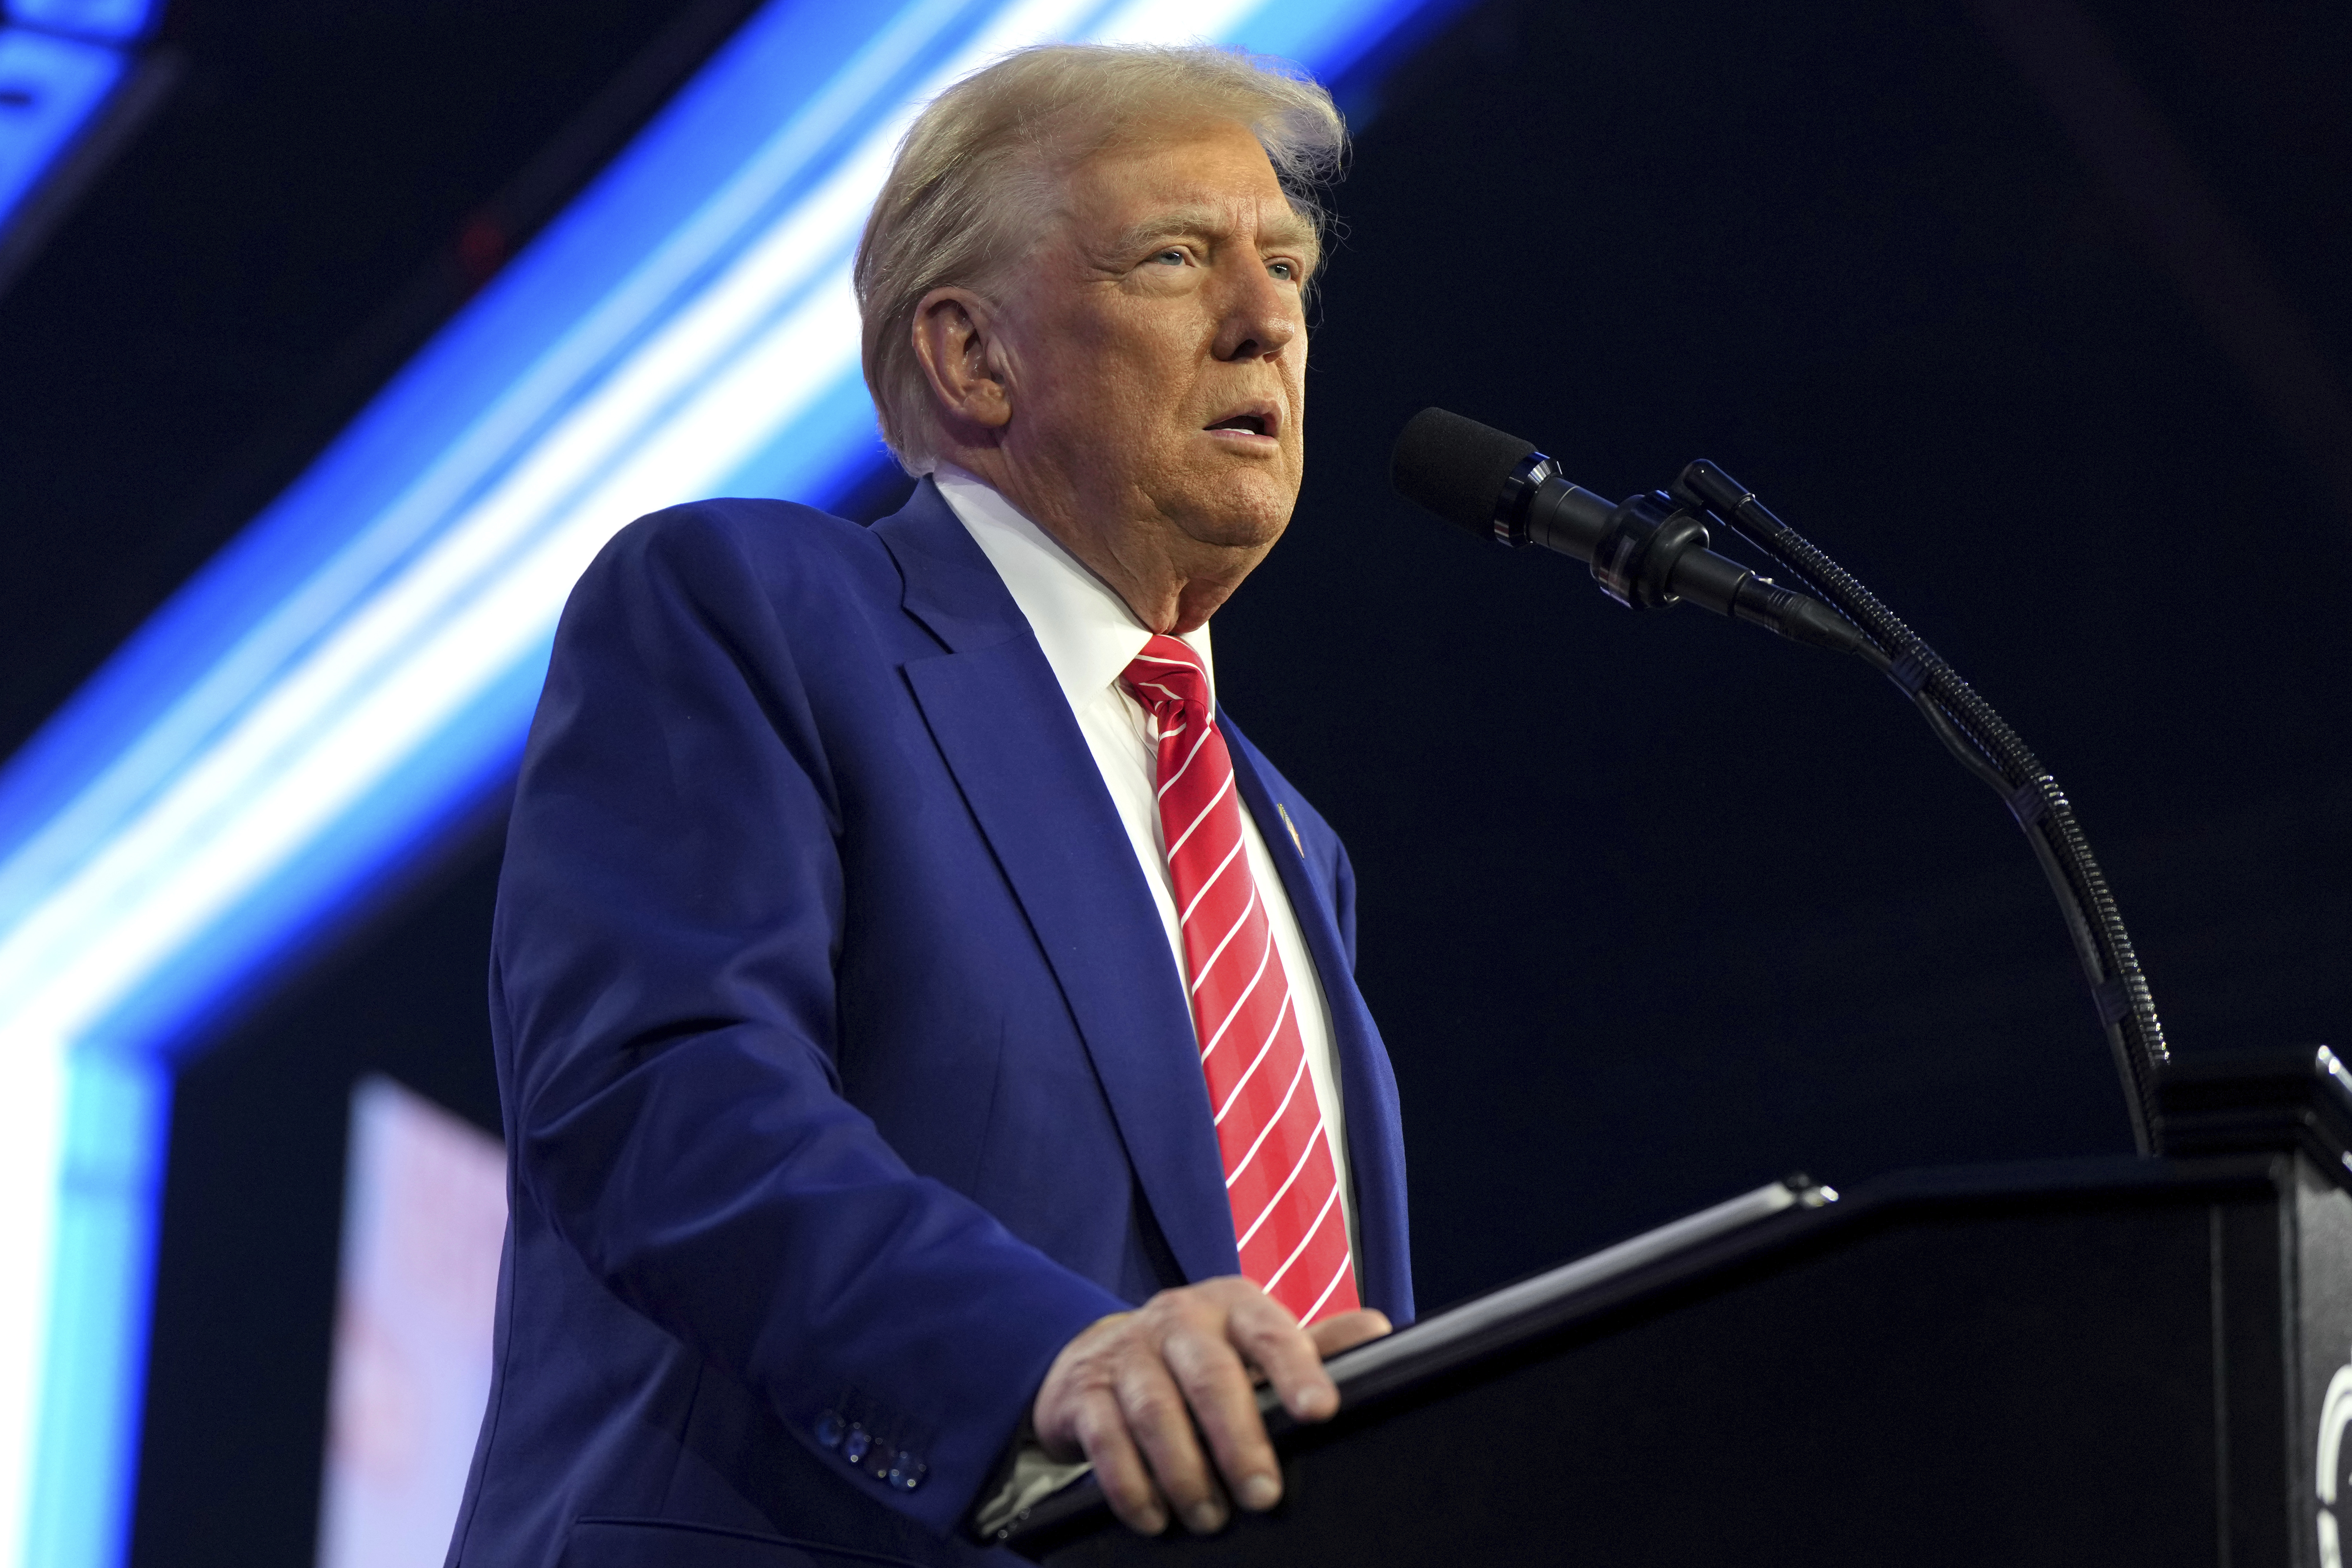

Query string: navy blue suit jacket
447 481 1413 1568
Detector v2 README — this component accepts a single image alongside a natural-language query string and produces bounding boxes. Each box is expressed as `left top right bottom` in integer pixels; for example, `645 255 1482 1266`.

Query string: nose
1211 256 1301 363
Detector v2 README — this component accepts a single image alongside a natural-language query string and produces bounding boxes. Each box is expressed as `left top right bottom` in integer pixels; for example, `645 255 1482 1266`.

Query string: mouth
1202 402 1281 442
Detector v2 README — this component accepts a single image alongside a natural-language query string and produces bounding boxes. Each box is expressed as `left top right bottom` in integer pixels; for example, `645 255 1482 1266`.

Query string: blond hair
853 43 1346 474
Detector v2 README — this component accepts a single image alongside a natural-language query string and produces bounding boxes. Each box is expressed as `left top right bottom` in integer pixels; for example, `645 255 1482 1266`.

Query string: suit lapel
875 484 1241 1289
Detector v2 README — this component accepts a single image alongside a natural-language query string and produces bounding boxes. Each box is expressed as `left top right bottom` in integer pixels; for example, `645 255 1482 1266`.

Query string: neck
938 452 1263 635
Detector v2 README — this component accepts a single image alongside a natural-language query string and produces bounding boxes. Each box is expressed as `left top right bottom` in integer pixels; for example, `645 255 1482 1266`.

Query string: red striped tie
1122 635 1359 1326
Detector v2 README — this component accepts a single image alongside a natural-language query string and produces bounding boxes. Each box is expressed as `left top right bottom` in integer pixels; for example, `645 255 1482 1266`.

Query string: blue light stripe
0 26 121 219
4 0 155 45
21 1052 165 1568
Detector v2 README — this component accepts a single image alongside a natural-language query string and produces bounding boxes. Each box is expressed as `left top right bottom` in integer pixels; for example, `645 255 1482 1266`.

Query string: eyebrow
1107 203 1319 266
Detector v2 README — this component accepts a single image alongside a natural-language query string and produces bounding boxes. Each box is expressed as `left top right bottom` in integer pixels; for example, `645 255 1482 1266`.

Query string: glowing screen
315 1078 506 1568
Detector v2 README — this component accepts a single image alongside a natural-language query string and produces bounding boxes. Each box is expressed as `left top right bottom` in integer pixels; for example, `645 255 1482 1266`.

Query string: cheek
1023 353 1154 456
1088 319 1188 409
1103 340 1205 452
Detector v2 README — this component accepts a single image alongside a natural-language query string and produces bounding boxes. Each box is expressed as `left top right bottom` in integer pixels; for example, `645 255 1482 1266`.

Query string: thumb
1307 1308 1391 1360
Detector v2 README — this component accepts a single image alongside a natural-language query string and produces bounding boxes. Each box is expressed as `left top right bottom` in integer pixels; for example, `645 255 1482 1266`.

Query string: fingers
1160 1306 1281 1516
1226 1292 1338 1424
1116 1347 1230 1533
1071 1386 1167 1535
1307 1307 1391 1360
1030 1312 1129 1462
1035 1313 1174 1534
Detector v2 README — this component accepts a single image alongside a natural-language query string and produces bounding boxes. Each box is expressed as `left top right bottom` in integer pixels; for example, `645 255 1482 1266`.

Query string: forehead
1064 117 1314 248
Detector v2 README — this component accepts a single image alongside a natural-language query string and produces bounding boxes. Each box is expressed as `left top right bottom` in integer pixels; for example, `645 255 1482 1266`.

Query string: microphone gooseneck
1386 406 2169 1154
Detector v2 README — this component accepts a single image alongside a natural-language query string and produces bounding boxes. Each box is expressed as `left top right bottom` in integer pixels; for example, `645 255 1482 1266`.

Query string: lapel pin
1276 802 1306 859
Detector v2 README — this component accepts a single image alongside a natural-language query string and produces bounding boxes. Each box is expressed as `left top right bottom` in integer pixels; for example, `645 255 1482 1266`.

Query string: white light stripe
1197 928 1274 1062
1186 878 1257 997
1177 836 1247 928
1156 722 1216 801
1299 1248 1353 1325
1260 1181 1343 1295
1165 769 1232 861
1224 1044 1309 1188
1211 990 1289 1126
1094 0 1269 42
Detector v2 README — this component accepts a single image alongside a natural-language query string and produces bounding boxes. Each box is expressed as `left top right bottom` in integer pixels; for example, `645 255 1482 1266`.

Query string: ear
910 287 1014 439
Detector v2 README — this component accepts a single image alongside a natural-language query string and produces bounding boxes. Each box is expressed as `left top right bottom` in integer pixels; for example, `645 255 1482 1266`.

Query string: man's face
995 116 1314 578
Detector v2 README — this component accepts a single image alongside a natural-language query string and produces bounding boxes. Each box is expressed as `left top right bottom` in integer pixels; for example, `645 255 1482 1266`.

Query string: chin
1170 469 1297 550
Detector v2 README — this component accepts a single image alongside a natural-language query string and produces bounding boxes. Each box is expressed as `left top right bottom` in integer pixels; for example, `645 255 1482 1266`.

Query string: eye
1151 247 1187 266
1268 259 1297 281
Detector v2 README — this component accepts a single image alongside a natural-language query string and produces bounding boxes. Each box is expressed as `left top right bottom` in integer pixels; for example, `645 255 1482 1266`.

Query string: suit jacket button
888 1454 927 1492
815 1413 846 1449
843 1425 870 1465
865 1439 895 1479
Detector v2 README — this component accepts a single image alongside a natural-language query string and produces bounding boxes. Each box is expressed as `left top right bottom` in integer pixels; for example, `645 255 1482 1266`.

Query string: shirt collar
932 465 1216 713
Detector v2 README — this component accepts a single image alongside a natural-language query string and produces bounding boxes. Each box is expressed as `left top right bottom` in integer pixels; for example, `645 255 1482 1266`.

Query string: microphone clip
1590 491 1711 612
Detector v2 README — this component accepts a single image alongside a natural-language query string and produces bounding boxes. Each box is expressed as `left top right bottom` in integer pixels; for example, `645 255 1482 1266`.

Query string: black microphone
1390 407 1862 657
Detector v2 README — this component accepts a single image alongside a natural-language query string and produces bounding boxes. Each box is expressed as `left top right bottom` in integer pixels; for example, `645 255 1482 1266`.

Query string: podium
1005 1050 2352 1568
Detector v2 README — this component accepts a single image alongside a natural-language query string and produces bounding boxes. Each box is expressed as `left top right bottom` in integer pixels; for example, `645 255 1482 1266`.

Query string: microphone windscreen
1389 407 1538 538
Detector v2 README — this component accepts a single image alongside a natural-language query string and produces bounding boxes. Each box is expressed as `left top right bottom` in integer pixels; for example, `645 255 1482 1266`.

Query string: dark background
0 0 2345 1563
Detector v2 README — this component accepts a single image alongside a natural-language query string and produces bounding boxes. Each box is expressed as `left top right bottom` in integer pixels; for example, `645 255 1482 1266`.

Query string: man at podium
447 43 1412 1568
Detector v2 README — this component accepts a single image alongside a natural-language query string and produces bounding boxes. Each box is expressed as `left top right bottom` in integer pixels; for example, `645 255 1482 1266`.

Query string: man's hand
1029 1276 1391 1536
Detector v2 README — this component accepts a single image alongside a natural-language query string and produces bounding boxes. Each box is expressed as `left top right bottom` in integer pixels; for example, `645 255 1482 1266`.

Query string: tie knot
1121 634 1209 723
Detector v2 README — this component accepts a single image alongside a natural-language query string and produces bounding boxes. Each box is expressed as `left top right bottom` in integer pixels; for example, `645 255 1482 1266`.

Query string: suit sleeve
491 504 1127 1534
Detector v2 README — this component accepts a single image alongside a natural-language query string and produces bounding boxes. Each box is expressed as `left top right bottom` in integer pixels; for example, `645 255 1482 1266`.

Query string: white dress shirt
931 467 1357 1261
